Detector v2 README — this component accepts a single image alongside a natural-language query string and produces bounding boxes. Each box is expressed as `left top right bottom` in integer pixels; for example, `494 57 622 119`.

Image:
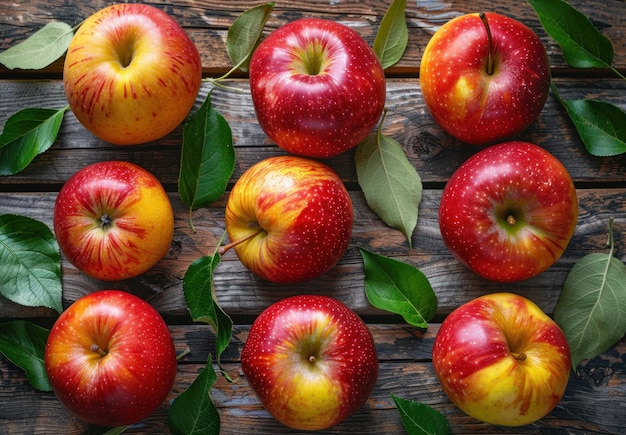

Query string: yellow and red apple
53 160 174 281
241 295 379 430
63 3 202 145
432 292 571 426
44 290 177 426
420 12 550 146
221 155 353 283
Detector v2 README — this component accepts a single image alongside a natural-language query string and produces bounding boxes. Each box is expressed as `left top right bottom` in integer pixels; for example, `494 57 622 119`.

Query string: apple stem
117 43 135 68
218 226 264 255
91 344 107 357
507 214 516 226
308 355 316 363
512 351 527 361
479 12 494 76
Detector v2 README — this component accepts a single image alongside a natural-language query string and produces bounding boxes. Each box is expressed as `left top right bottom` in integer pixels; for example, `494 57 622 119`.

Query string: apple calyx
91 344 107 357
218 225 265 255
479 12 495 76
100 213 112 228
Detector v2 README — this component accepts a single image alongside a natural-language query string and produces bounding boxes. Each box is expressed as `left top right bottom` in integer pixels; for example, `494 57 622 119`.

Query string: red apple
420 12 550 146
439 141 577 282
221 155 353 283
241 295 378 430
249 18 386 158
44 290 177 427
432 292 571 426
63 3 202 145
54 161 174 281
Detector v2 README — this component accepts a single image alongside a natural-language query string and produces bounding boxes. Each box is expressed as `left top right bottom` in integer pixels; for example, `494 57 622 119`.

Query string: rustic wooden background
1 0 625 433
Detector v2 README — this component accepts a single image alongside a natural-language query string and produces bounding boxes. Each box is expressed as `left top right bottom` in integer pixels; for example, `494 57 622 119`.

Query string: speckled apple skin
249 18 386 158
241 295 379 430
44 290 177 427
420 12 550 146
63 3 202 145
53 160 174 281
438 141 578 282
432 292 571 426
224 156 353 282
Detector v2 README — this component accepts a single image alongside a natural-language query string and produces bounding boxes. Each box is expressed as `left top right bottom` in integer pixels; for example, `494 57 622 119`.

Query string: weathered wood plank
1 0 625 75
1 78 625 188
0 188 623 320
1 324 624 434
1 0 625 433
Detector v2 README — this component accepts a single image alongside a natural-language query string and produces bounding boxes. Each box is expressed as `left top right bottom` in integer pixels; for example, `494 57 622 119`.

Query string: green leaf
0 107 68 175
392 394 451 435
0 22 73 70
168 354 220 435
178 93 235 215
355 120 422 247
0 320 51 391
359 248 437 329
527 0 614 70
101 427 131 435
226 2 275 72
0 214 63 313
183 254 233 376
373 0 408 69
554 218 626 369
551 85 626 156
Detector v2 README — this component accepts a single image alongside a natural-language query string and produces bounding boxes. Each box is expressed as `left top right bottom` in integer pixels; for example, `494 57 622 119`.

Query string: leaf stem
606 216 615 256
202 33 262 87
203 78 246 93
188 206 195 233
176 347 191 361
376 107 389 142
212 230 228 258
71 20 85 33
610 66 626 81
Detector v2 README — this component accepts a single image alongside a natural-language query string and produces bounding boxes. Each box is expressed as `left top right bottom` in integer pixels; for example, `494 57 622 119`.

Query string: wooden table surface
1 0 625 433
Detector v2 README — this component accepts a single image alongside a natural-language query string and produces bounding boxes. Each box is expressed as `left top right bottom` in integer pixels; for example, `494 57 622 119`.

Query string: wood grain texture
0 188 624 321
1 0 625 75
1 79 626 187
1 0 625 433
1 325 624 434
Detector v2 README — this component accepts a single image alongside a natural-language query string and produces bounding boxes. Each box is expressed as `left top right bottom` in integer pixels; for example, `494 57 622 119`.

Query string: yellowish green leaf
0 22 73 70
554 218 626 369
355 121 422 247
373 0 408 69
226 2 275 72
